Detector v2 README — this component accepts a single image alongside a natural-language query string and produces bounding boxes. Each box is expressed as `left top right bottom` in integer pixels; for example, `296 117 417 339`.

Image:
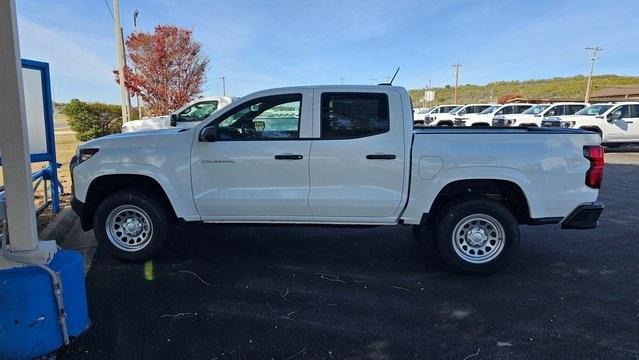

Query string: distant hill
408 75 639 106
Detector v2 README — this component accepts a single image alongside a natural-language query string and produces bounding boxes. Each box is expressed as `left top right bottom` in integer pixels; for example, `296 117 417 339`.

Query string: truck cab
541 102 639 144
493 102 587 127
121 96 235 133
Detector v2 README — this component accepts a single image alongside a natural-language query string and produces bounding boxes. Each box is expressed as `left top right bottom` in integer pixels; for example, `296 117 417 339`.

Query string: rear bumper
561 202 604 229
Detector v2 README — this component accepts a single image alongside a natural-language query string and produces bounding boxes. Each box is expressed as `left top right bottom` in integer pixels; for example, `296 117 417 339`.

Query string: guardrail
0 163 63 215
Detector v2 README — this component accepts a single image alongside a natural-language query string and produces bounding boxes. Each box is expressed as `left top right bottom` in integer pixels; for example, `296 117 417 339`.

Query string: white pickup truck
429 104 493 127
461 103 534 127
493 102 587 127
422 104 460 126
71 85 604 274
121 96 235 133
541 102 639 145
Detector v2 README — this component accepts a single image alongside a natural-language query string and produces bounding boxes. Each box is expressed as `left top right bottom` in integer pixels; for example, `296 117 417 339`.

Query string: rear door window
320 93 390 139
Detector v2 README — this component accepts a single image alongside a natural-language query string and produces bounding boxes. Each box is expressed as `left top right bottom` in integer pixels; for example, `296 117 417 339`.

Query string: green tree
63 99 123 141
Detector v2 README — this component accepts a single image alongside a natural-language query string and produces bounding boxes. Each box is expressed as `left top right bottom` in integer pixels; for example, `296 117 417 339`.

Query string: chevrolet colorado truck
541 102 639 145
70 85 604 274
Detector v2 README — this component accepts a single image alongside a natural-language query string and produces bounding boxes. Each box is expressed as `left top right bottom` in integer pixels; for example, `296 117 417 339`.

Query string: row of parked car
413 101 639 145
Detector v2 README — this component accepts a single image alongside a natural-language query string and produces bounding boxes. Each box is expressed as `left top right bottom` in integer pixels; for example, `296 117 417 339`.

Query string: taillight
584 145 604 188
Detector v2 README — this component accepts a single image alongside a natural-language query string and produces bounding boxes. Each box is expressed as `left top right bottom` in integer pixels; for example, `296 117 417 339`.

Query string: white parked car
423 104 460 126
121 96 235 133
541 102 639 145
493 102 587 127
461 103 534 127
71 85 603 274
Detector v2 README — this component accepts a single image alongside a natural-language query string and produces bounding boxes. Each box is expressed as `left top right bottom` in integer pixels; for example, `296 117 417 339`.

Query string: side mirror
547 110 555 116
199 125 218 142
170 114 178 127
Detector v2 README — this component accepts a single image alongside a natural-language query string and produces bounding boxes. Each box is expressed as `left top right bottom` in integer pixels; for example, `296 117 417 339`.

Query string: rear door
308 90 406 219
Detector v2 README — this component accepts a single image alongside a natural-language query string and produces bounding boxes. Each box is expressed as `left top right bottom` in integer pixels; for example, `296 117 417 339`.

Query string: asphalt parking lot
59 149 639 360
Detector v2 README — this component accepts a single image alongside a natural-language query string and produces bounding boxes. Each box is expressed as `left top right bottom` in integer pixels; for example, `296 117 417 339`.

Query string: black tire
433 196 520 275
93 188 174 262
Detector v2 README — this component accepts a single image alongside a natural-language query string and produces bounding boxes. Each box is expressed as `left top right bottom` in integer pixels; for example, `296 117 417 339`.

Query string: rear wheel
94 188 174 262
434 197 520 275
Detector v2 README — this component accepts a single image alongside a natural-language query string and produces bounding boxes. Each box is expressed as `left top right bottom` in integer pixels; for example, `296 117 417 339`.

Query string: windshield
575 104 613 116
179 100 219 122
480 105 499 114
448 106 462 114
523 105 548 115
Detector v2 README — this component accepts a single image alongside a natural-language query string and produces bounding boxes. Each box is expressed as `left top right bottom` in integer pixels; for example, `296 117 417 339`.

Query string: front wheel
94 188 174 262
434 197 520 275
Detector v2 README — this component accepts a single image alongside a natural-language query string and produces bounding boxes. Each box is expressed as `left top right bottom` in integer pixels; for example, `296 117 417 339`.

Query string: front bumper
561 202 604 229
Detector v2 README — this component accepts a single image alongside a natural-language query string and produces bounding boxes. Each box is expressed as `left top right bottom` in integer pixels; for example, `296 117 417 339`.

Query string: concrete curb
40 205 98 274
40 206 77 246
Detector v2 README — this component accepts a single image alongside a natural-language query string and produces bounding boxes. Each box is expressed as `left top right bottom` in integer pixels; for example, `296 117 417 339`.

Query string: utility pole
585 46 602 103
133 9 142 119
453 64 461 104
369 77 376 85
220 76 226 96
339 76 344 85
113 0 130 122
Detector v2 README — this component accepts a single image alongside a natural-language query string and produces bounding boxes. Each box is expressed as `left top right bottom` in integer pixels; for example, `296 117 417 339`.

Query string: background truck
422 104 460 126
428 104 493 126
71 85 604 274
121 96 235 133
461 103 534 127
541 102 639 145
493 102 587 127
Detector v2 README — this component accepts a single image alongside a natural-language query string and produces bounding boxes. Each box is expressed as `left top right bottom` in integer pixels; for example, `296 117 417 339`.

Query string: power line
103 0 114 21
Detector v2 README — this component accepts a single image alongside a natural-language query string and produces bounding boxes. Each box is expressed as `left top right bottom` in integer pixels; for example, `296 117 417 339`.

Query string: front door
606 104 639 141
191 91 313 220
308 90 406 219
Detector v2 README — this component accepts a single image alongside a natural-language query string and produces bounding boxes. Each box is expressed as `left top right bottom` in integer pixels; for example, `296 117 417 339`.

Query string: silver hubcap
452 214 505 264
106 205 153 252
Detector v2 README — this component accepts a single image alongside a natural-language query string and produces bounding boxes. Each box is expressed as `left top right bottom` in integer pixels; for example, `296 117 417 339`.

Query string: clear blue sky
15 0 639 103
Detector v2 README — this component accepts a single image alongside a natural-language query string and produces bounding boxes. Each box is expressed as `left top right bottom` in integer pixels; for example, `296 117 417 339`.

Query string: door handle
366 154 396 160
275 154 303 160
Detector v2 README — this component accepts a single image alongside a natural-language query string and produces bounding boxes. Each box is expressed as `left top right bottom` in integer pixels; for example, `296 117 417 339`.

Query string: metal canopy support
0 0 56 266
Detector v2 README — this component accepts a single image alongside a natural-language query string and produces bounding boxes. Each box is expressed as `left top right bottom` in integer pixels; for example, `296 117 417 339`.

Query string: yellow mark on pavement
144 260 154 281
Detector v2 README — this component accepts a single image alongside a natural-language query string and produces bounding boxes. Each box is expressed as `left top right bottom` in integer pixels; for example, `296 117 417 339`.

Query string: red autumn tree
114 25 210 116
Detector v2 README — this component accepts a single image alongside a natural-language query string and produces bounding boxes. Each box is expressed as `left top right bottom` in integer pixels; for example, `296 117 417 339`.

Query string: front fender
73 162 200 221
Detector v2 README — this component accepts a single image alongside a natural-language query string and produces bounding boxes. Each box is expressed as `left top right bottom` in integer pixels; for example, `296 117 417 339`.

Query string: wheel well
437 120 454 126
470 123 490 127
427 179 531 225
579 126 602 138
81 174 176 230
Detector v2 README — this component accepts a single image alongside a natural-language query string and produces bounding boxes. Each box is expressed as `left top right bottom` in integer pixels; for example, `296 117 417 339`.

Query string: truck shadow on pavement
59 159 639 360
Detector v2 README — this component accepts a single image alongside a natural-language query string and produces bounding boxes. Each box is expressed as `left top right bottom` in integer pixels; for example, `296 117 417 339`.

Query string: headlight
77 148 99 163
560 121 576 128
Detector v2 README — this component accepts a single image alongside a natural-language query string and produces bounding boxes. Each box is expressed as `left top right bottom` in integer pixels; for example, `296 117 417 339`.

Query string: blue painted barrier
0 250 89 359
